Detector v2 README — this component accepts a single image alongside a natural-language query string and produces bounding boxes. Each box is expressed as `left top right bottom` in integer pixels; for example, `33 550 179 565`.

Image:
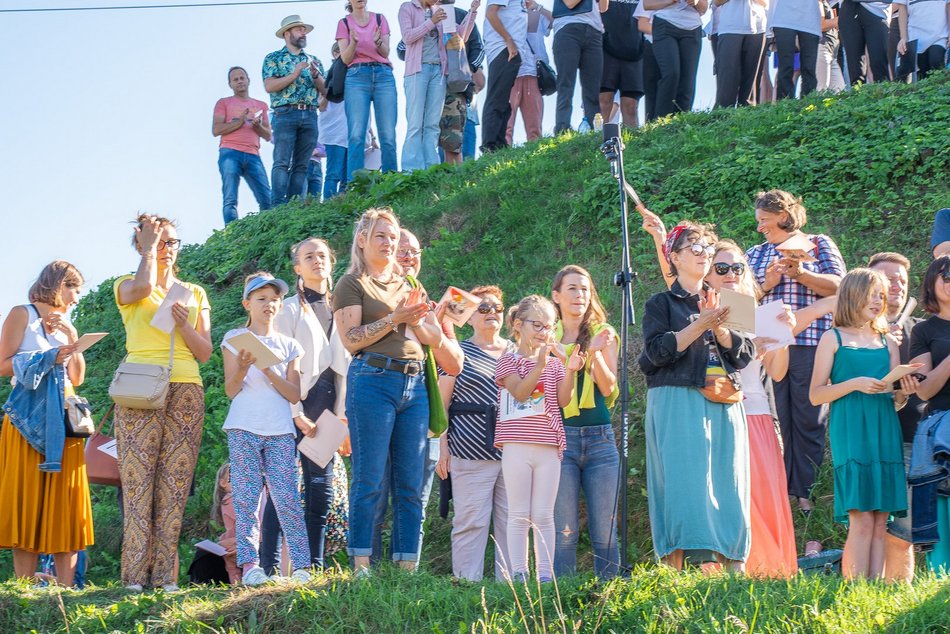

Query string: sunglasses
523 319 554 334
713 262 746 276
477 302 504 314
678 242 715 257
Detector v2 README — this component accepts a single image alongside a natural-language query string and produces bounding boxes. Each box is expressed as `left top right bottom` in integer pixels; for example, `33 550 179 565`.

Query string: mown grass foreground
1 566 947 633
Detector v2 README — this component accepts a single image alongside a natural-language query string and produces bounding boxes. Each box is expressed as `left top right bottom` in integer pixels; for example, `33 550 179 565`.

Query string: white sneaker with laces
161 583 181 593
125 584 144 593
242 566 270 587
290 568 312 583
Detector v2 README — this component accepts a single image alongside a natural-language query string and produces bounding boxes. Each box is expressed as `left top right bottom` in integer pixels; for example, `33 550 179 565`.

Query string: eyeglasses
477 302 504 314
678 242 715 257
397 248 423 258
713 262 745 276
158 239 182 251
523 319 554 333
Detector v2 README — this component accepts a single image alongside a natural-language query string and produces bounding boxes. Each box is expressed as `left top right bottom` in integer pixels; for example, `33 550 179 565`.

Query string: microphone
603 122 620 143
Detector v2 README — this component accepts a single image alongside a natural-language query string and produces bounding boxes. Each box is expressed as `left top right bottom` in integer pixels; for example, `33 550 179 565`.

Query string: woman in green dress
809 268 914 580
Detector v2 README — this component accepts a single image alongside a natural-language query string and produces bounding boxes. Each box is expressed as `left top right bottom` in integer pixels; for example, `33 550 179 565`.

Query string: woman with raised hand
550 265 621 579
333 207 444 575
114 214 212 592
271 237 351 570
0 262 93 587
435 285 513 582
639 222 754 571
745 190 845 515
337 0 399 181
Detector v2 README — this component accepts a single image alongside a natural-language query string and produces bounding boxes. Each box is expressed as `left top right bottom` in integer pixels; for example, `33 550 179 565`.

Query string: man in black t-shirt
869 252 922 582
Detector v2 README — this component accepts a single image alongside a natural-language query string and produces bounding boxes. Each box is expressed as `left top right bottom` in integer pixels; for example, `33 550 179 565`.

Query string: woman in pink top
398 0 478 172
336 0 399 182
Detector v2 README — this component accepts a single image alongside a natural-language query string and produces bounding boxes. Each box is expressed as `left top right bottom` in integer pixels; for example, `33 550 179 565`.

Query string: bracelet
387 313 399 332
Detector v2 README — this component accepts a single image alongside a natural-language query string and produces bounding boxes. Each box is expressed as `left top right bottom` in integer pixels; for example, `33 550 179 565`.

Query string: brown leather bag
84 405 121 487
699 342 743 405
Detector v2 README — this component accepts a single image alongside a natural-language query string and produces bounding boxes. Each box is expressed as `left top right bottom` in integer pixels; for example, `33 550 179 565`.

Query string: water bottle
593 113 604 132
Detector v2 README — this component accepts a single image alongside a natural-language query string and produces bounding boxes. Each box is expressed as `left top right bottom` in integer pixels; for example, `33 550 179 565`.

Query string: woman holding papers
221 272 312 586
0 261 93 587
639 221 755 571
113 215 212 592
745 190 845 515
333 207 444 575
271 237 350 570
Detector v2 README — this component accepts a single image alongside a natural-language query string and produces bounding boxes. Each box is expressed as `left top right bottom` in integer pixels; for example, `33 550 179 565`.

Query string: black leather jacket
638 280 755 389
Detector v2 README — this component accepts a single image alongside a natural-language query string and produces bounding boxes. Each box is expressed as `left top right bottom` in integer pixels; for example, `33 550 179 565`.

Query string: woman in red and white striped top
494 294 583 583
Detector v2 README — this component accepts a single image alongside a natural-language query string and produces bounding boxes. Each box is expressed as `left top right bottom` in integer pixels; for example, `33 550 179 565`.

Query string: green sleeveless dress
828 329 907 523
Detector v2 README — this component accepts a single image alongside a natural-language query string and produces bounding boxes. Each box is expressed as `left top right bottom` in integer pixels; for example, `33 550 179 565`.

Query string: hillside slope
8 73 947 581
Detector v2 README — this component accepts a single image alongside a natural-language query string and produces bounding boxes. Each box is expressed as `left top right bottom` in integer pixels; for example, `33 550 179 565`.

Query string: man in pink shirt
212 66 273 225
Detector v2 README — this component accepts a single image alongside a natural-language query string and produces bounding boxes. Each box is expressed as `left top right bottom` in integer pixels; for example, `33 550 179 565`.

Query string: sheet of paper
97 439 118 459
149 283 194 334
442 8 457 33
224 332 283 370
297 410 350 468
718 289 756 333
439 286 481 327
755 301 795 351
776 234 817 262
195 539 228 557
74 332 108 354
880 363 923 386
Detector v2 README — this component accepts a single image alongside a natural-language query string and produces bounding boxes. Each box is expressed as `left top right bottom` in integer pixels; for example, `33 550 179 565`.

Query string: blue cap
931 208 950 254
242 274 289 300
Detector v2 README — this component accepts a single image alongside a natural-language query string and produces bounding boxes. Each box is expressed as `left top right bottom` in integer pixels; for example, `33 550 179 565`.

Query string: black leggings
838 0 891 85
773 27 820 99
715 32 766 107
651 17 703 117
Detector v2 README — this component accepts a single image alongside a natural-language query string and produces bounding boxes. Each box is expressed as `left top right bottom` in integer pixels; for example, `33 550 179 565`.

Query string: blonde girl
495 295 583 583
809 268 913 580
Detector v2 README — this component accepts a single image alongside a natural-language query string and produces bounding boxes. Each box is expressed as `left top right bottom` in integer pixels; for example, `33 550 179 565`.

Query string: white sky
0 0 715 318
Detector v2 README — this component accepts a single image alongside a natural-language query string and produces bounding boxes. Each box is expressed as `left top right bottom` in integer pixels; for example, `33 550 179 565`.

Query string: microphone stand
600 123 637 574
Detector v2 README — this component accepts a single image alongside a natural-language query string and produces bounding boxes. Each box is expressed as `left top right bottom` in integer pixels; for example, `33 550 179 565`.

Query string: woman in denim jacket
0 261 94 587
639 222 755 571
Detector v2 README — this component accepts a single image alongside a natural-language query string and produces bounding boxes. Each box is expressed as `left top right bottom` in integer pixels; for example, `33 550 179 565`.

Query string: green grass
2 73 950 628
1 566 947 633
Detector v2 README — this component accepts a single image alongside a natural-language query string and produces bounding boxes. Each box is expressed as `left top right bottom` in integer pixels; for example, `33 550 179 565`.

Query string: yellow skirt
0 415 95 553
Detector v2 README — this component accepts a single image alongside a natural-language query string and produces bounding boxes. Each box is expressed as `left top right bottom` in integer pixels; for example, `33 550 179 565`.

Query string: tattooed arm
334 298 431 355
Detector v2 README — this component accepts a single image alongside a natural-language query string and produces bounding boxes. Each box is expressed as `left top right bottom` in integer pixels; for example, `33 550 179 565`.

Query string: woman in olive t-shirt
332 207 443 574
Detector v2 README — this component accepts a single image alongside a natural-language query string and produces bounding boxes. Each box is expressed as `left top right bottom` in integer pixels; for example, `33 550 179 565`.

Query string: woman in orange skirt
0 261 95 586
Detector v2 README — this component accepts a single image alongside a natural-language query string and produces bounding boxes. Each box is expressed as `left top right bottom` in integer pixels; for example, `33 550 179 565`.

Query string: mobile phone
892 372 926 391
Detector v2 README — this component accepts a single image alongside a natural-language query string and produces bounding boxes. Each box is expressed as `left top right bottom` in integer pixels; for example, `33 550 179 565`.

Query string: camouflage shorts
439 93 467 153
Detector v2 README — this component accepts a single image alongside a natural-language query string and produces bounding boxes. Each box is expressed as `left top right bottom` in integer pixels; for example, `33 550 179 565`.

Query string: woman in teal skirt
639 222 756 571
810 268 913 580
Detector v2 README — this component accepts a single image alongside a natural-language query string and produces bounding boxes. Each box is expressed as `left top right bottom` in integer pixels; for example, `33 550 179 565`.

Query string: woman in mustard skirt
0 261 94 586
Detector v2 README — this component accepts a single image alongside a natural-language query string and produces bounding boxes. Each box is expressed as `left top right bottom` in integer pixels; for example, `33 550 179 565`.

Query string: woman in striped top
495 295 584 583
436 285 514 581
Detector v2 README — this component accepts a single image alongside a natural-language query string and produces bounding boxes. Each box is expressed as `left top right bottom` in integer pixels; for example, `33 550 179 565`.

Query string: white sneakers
125 583 144 593
242 566 270 586
290 568 313 584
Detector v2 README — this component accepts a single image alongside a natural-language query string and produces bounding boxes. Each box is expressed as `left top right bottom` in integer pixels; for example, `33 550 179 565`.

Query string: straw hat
276 15 314 38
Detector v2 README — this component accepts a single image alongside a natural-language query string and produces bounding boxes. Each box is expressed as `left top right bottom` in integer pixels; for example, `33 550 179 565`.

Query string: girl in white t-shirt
894 0 950 81
222 272 310 586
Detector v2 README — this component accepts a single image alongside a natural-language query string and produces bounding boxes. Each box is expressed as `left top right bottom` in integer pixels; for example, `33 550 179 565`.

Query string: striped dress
494 352 567 458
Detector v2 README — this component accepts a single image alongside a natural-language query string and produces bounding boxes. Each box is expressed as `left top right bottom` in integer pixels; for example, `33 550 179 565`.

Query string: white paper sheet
195 540 228 556
74 332 108 354
442 7 457 33
718 289 756 333
223 331 283 370
149 283 194 334
297 410 349 468
755 301 795 351
97 439 118 459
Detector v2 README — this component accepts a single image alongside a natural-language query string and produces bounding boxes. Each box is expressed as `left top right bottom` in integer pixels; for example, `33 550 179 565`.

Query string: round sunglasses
678 242 715 257
477 302 504 314
712 262 745 276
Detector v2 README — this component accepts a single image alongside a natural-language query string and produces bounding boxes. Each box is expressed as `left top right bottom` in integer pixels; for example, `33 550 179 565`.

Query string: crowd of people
212 6 950 224
2 197 950 589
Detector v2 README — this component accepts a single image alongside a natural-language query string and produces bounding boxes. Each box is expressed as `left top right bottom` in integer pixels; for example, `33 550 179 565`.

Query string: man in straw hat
263 15 326 206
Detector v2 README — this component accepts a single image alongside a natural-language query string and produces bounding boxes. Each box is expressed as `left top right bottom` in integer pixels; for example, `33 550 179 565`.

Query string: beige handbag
109 333 174 409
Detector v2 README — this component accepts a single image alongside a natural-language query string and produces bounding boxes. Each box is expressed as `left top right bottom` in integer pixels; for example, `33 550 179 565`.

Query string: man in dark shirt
869 252 922 582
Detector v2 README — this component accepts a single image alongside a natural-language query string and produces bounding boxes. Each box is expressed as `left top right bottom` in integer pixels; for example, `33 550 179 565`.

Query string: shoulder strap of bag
376 12 381 27
95 404 115 435
168 330 175 370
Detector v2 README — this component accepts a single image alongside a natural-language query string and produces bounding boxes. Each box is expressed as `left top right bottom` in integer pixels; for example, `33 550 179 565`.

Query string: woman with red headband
639 221 755 571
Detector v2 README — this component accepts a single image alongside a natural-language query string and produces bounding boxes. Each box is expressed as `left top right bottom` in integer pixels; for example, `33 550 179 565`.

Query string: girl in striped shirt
495 294 583 583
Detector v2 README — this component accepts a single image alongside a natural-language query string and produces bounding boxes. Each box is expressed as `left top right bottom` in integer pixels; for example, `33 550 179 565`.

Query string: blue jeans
217 148 271 225
402 64 445 171
553 425 621 579
462 117 477 160
371 437 440 564
306 159 323 201
345 355 429 560
271 107 318 206
344 64 399 181
323 144 348 199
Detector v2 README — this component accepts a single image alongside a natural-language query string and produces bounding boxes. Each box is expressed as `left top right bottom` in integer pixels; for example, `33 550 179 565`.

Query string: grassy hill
1 73 948 631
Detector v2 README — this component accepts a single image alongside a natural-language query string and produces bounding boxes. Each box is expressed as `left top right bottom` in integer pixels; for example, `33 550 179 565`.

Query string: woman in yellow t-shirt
113 214 212 592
